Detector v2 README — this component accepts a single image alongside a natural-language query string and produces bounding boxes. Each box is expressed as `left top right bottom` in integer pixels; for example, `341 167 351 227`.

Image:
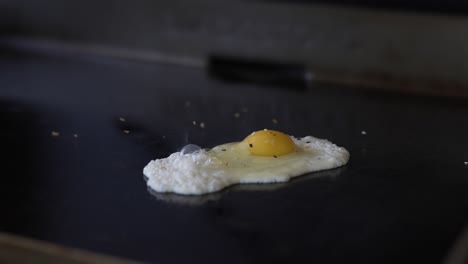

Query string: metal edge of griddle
443 225 468 264
2 36 468 100
3 0 468 98
0 232 143 264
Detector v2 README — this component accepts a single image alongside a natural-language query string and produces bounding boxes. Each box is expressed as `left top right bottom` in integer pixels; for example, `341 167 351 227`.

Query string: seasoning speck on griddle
192 121 197 125
241 107 248 113
73 134 79 138
51 131 60 137
272 118 278 124
361 130 367 135
123 130 130 134
464 161 468 166
234 113 240 118
119 117 126 122
200 122 205 128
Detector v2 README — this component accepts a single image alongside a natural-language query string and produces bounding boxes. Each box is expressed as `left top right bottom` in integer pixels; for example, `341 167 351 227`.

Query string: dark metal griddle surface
1 46 468 264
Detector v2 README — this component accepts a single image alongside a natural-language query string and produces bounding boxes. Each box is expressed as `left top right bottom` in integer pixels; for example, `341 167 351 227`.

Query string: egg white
143 136 349 195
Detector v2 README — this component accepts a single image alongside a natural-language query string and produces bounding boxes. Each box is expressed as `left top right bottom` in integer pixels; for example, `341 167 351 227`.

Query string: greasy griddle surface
1 48 468 264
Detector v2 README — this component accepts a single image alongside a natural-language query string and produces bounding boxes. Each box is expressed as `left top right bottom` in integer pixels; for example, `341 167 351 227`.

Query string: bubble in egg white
180 144 202 155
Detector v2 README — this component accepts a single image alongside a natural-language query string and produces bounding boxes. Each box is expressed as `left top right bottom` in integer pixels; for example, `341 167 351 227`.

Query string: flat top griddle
1 45 468 264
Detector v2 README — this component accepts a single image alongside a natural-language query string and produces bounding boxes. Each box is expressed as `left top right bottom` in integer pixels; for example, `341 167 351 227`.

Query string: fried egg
143 130 349 195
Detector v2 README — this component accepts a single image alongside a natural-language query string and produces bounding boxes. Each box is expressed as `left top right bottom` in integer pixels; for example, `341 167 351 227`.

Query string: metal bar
0 232 142 264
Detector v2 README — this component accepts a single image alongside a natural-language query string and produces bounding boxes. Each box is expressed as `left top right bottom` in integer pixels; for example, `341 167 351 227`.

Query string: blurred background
1 1 468 264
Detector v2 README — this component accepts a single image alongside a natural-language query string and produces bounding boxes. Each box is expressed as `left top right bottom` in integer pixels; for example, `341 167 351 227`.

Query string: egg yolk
243 130 296 157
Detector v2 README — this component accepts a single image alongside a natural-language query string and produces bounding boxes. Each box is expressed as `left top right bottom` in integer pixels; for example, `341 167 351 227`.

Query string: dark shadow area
268 0 468 15
0 100 42 235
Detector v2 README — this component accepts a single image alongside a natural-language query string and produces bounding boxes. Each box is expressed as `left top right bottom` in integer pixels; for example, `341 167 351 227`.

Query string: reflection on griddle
146 166 347 206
